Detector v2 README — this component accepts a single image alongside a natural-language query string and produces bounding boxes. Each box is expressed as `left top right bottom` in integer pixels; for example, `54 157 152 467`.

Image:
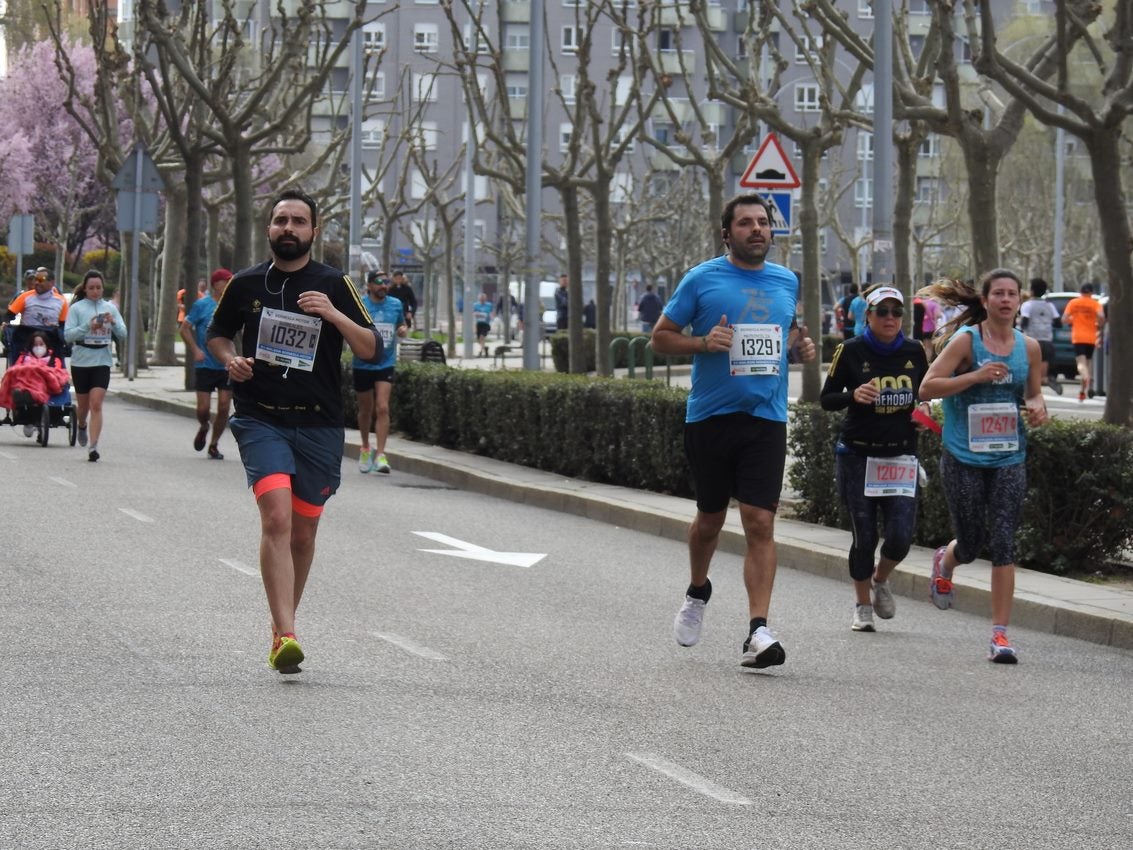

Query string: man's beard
270 235 313 262
729 238 769 266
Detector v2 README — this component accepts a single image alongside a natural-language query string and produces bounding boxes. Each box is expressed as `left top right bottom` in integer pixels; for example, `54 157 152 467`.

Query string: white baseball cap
865 286 903 306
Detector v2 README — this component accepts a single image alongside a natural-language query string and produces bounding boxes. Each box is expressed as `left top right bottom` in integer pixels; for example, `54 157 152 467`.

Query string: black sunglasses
872 306 904 318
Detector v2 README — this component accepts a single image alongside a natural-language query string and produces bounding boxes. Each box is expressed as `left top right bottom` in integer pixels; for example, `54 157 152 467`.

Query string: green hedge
384 361 694 497
788 403 1133 575
549 329 695 373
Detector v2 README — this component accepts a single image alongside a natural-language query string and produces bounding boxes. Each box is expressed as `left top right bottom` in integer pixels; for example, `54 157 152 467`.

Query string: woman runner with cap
820 285 930 633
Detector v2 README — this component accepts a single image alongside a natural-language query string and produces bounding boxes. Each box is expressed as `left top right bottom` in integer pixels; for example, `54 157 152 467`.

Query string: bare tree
971 0 1133 424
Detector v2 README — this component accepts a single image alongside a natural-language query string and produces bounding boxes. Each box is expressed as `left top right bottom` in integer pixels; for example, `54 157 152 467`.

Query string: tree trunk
231 143 255 271
707 170 726 256
181 156 206 388
563 184 586 374
962 142 1000 275
153 181 185 366
1083 131 1133 425
444 234 457 359
796 143 822 402
591 181 613 377
893 136 918 331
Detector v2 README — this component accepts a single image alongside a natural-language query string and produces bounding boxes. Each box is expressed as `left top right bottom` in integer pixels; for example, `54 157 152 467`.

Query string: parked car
1041 291 1107 380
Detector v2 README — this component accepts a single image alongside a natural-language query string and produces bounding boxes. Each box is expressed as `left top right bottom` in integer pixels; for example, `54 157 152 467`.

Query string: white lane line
118 507 155 523
218 558 258 576
371 631 448 662
625 752 753 806
50 476 77 488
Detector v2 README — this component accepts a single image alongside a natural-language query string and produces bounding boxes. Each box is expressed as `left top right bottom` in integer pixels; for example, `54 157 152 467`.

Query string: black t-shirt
388 282 416 315
207 260 374 427
819 336 928 456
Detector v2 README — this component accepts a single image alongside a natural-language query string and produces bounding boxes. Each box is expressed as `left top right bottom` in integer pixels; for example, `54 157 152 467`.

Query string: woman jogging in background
820 285 930 633
918 272 1048 663
64 270 128 462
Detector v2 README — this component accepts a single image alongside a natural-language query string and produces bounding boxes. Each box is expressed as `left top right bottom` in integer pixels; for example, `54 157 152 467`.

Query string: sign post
7 214 35 288
111 143 164 381
738 134 801 236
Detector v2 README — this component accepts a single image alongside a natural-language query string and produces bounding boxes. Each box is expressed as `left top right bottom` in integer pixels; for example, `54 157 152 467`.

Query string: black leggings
939 451 1026 567
835 453 918 581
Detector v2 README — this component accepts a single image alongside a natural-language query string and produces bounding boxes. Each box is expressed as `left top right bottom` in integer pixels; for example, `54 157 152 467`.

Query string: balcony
502 49 530 73
502 1 529 24
657 49 696 76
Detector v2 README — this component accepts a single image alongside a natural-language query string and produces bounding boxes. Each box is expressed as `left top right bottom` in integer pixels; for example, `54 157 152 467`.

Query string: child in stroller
0 329 70 438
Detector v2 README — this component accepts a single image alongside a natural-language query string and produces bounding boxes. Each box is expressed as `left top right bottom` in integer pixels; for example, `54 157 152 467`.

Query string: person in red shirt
1061 283 1106 401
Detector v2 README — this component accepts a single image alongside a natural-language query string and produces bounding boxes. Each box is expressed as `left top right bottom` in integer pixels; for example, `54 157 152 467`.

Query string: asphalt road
1 398 1130 849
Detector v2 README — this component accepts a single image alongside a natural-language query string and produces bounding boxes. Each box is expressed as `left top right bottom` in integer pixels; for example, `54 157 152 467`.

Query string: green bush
385 361 694 497
550 329 695 373
788 402 1133 575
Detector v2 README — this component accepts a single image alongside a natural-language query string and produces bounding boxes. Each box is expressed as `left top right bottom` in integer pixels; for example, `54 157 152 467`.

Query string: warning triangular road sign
739 134 801 190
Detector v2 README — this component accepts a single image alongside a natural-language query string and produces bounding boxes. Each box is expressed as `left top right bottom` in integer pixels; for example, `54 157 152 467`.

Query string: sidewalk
113 362 1133 652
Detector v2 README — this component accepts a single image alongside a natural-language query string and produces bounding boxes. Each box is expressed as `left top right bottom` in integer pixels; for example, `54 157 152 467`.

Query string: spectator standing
1061 283 1106 401
836 285 859 340
848 287 869 337
582 298 596 329
919 270 1048 663
652 193 816 670
637 284 663 333
1018 277 1062 395
180 268 235 459
554 274 569 331
388 270 417 330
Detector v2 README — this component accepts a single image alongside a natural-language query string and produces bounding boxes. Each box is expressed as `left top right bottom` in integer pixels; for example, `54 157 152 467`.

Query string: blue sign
761 192 792 235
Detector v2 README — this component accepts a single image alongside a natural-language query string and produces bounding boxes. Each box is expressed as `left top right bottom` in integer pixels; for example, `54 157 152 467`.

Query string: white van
509 280 561 336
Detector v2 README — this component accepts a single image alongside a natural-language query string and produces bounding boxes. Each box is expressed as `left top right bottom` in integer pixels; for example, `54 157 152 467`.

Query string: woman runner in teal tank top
919 270 1048 664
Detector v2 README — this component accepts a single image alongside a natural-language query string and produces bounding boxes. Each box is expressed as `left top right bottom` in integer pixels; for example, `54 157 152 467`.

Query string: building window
463 22 490 53
562 26 582 53
857 132 873 161
794 82 821 112
614 127 635 154
854 178 872 209
366 71 386 101
361 119 386 150
410 168 428 200
414 23 439 53
412 121 439 151
652 121 673 146
612 27 629 54
560 122 574 152
560 74 576 103
858 0 873 18
413 72 439 102
505 28 529 50
915 176 938 203
363 23 385 55
918 134 939 158
796 35 823 63
506 81 528 99
658 29 676 51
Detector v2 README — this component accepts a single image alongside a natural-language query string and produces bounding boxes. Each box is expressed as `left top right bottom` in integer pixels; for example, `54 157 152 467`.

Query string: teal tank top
942 325 1029 467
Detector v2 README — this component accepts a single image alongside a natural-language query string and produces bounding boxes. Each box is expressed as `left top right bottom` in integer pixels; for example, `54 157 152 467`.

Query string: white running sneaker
741 625 786 668
673 596 706 646
77 425 88 447
374 453 391 474
852 604 876 632
871 580 896 619
358 448 373 473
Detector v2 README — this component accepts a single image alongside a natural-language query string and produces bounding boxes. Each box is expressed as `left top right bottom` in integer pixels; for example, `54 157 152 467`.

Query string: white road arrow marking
412 531 546 568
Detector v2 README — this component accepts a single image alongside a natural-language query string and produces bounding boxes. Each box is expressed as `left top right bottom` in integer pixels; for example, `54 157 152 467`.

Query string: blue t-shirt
353 294 404 371
472 300 493 323
184 294 223 370
850 295 869 336
942 325 1030 468
663 256 799 424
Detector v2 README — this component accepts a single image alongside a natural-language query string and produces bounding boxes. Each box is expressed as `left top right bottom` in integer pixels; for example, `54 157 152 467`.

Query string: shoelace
933 576 953 593
991 632 1012 649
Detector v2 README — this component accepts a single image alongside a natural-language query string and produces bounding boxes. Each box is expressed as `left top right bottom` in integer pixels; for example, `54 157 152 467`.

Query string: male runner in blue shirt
652 193 816 670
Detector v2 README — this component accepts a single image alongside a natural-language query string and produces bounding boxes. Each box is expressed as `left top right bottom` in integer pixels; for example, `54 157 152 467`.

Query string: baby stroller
0 325 78 447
